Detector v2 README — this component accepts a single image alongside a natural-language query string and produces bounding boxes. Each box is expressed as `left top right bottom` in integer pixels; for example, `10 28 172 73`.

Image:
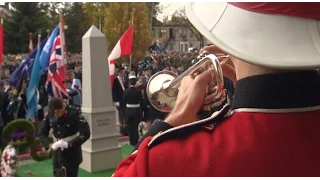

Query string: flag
0 22 3 65
8 37 48 86
28 33 33 53
39 24 59 75
59 13 67 81
108 25 133 87
25 34 42 120
46 34 68 99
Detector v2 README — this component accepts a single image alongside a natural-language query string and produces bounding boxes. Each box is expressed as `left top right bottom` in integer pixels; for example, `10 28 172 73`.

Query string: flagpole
59 10 67 81
129 8 135 72
33 31 41 125
29 32 33 53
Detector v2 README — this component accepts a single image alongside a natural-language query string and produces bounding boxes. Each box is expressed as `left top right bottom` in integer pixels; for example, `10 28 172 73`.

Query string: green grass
17 144 134 177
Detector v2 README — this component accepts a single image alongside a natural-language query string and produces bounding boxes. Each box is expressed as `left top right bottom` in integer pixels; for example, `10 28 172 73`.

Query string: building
152 20 210 52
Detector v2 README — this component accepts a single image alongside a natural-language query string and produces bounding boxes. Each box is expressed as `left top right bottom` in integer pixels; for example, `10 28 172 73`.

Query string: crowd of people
112 2 320 177
0 49 207 148
0 53 84 148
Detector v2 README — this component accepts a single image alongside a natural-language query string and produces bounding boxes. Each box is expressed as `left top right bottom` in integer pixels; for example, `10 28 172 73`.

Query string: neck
233 59 294 82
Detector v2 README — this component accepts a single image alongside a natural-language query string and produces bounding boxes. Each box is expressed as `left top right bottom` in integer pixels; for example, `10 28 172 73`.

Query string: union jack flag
46 35 68 99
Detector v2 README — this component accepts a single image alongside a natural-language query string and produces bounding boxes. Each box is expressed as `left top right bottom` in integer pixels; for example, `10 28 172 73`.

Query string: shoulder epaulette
148 104 231 149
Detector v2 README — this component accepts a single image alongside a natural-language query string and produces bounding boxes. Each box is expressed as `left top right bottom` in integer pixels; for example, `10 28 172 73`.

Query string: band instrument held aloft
146 52 229 119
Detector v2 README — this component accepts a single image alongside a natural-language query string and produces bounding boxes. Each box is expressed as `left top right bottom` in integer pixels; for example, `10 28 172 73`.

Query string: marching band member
123 75 144 146
113 2 320 176
112 67 127 135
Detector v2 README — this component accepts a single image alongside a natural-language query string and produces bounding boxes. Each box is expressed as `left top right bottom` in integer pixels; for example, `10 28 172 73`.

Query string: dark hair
129 78 137 86
48 97 63 116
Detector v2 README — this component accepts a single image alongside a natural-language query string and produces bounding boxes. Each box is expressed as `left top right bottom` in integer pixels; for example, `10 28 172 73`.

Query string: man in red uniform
113 2 320 176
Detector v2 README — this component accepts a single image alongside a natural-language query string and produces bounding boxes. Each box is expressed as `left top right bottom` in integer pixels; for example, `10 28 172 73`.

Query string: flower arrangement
2 119 35 152
138 121 148 141
29 138 53 162
0 145 17 177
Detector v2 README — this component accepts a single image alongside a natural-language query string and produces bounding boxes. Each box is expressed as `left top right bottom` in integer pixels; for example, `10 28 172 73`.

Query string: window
189 43 193 48
180 44 183 52
185 44 188 51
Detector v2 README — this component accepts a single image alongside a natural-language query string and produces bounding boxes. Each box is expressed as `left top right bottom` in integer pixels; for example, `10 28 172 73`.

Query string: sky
157 2 186 22
0 2 186 22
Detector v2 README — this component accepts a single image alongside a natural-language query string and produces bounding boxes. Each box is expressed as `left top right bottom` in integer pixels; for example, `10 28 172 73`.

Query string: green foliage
3 2 51 54
38 2 62 27
82 2 108 32
64 2 87 53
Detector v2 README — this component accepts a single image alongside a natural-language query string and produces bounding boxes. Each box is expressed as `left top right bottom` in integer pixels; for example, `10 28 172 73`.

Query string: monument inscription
97 118 111 127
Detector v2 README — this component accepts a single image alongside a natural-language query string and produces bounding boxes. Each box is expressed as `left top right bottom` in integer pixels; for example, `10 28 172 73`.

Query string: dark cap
48 97 63 116
118 67 125 71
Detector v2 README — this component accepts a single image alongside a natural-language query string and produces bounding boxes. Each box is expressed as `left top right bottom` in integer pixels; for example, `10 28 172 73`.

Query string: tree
38 2 63 27
64 2 87 53
82 2 108 32
104 2 152 65
171 8 204 48
145 2 161 29
4 2 51 54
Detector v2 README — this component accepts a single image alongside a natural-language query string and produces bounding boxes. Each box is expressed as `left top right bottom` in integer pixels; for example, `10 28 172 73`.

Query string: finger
194 68 215 86
189 69 216 104
200 46 213 54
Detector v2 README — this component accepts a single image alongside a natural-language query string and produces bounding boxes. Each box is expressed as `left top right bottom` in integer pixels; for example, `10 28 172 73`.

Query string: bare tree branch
171 8 202 41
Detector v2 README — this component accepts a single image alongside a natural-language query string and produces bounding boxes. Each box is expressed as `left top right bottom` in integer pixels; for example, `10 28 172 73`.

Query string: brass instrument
146 53 228 118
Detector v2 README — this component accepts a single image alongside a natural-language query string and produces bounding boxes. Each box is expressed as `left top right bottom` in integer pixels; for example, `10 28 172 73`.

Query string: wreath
0 145 17 177
2 119 35 152
138 121 148 139
29 137 53 162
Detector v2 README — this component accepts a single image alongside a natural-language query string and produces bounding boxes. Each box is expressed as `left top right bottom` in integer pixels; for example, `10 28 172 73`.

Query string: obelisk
80 25 121 172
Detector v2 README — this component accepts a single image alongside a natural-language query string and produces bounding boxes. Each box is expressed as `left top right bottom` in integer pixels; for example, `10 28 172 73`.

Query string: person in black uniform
112 67 127 135
123 75 143 146
38 97 90 177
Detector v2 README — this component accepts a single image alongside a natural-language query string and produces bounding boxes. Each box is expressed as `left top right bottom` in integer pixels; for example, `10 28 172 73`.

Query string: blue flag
8 37 48 86
39 24 59 75
25 37 43 120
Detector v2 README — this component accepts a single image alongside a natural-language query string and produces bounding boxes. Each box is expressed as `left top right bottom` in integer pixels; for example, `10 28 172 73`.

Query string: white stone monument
80 25 122 172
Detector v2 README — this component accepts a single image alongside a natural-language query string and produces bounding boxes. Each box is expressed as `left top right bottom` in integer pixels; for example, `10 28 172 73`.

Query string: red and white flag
108 25 133 87
28 33 33 53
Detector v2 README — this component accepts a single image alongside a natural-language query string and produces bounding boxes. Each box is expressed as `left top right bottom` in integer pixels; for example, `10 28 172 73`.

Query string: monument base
80 146 122 173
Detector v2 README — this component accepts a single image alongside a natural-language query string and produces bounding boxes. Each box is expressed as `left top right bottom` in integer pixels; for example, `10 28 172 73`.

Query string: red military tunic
113 71 320 177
